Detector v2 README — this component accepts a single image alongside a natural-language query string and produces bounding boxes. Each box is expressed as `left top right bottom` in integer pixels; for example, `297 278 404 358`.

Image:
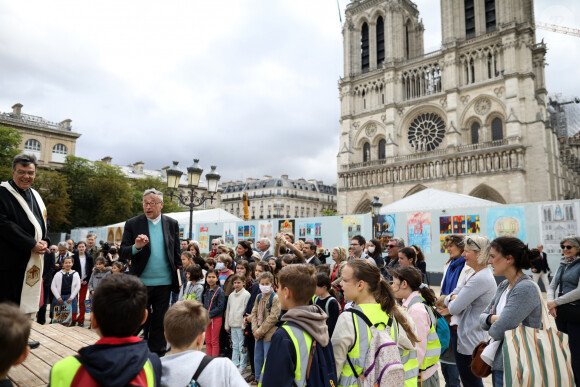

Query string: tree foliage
0 125 22 181
33 169 72 232
60 155 133 227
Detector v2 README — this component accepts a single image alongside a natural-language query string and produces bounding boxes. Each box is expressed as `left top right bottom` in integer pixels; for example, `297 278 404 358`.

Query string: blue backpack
285 321 338 387
424 302 450 353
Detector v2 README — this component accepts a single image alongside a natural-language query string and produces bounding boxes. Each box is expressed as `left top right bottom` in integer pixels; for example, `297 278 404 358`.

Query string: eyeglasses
387 245 396 248
143 201 161 207
467 237 481 250
15 169 36 176
561 245 575 250
212 243 219 246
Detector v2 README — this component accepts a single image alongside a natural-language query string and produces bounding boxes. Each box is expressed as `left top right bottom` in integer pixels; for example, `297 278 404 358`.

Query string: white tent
379 188 500 214
105 208 241 228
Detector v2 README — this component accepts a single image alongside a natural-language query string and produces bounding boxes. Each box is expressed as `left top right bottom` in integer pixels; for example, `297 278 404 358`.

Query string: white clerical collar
148 214 162 225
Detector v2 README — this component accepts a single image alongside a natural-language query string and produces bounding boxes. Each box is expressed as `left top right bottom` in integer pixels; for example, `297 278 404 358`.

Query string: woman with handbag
547 235 580 382
479 237 542 387
444 235 496 387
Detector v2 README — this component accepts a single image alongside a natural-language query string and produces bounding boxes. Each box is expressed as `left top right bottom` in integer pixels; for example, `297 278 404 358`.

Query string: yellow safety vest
407 296 441 371
338 304 419 387
50 356 155 387
258 323 313 387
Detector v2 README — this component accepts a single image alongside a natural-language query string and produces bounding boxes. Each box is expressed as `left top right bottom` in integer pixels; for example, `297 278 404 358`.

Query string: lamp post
166 159 221 240
370 196 383 239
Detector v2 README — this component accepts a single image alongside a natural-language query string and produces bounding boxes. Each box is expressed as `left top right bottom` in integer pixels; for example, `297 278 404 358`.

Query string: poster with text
439 216 452 234
343 216 363 245
453 215 466 234
539 202 580 255
466 215 480 233
278 219 295 235
407 212 432 253
259 221 273 242
223 223 236 247
486 206 526 241
199 225 209 250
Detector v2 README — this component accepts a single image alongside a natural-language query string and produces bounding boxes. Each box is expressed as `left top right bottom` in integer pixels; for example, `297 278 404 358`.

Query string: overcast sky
0 0 578 185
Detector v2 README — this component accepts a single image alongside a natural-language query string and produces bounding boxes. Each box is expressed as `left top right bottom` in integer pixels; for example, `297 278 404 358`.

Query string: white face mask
216 262 225 270
368 246 375 254
259 285 272 294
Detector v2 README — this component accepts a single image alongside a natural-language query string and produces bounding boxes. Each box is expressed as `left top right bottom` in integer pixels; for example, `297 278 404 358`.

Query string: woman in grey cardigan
444 235 496 387
479 237 542 387
547 235 580 383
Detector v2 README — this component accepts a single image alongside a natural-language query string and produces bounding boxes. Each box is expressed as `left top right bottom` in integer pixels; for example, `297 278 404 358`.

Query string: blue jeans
440 362 461 387
231 327 246 368
254 338 271 380
492 370 503 387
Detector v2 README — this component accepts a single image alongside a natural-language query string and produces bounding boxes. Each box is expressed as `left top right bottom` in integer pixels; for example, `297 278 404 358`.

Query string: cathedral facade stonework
337 0 579 214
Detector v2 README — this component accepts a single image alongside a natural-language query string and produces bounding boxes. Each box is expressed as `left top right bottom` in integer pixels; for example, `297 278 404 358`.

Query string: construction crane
536 21 580 37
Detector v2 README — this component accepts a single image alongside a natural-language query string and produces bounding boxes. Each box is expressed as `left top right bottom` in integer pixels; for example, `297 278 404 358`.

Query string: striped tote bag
502 283 575 387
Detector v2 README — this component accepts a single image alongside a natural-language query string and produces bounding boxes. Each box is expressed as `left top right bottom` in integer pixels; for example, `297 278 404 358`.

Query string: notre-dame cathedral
336 0 580 214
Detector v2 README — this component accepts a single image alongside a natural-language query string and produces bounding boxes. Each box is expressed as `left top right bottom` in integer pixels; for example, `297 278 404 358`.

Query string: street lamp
370 196 383 239
166 159 221 239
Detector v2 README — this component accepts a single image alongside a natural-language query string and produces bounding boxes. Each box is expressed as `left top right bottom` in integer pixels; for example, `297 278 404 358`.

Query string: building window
491 118 503 140
465 0 475 38
405 24 410 59
25 139 41 152
485 0 496 32
378 139 386 159
52 143 68 163
376 16 385 65
471 122 480 144
363 142 371 162
361 23 369 72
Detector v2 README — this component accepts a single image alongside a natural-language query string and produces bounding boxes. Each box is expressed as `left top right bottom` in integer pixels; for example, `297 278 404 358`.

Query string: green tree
0 125 22 181
33 169 72 232
129 176 182 217
321 208 339 216
61 155 134 228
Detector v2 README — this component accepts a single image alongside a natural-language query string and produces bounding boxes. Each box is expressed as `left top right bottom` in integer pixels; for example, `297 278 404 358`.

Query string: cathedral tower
337 0 577 214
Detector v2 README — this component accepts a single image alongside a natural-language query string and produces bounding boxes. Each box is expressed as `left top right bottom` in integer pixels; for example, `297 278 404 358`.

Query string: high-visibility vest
50 356 155 387
338 304 419 387
258 322 313 387
407 295 442 371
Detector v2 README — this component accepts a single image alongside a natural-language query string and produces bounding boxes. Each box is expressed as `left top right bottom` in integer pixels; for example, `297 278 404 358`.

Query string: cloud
0 0 578 185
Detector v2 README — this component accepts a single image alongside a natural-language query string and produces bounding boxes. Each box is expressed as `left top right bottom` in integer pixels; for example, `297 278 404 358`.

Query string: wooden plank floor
8 322 99 387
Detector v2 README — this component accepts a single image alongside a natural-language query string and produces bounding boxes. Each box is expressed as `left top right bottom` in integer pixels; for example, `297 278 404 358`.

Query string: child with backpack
314 273 341 337
250 272 281 385
50 275 162 386
391 266 442 387
259 264 337 387
160 300 247 386
331 260 419 387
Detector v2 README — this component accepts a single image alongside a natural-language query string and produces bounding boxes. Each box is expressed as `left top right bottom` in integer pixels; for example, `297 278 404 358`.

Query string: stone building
0 103 81 169
220 175 337 219
337 0 580 214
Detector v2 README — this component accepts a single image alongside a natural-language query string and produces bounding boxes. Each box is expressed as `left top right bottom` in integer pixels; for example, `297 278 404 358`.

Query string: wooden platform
8 322 99 387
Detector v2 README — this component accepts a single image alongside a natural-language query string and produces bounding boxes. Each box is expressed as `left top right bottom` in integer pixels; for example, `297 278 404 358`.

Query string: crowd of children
7 234 542 387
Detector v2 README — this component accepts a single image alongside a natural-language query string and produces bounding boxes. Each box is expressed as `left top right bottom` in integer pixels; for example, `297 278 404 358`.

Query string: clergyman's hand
32 241 48 254
135 234 149 249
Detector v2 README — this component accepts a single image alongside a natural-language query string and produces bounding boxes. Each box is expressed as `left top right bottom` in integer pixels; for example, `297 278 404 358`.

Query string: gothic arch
399 104 448 152
404 184 428 198
354 120 385 148
460 94 506 129
353 197 372 214
370 9 386 23
469 184 506 204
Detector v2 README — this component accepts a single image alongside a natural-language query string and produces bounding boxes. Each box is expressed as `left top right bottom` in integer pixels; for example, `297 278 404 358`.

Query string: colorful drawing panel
440 236 448 253
486 206 526 241
407 212 432 253
466 215 480 233
279 219 295 235
453 216 466 234
439 216 452 234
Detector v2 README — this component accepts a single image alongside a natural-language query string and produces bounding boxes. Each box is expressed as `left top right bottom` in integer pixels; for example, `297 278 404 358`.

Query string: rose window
407 112 446 152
